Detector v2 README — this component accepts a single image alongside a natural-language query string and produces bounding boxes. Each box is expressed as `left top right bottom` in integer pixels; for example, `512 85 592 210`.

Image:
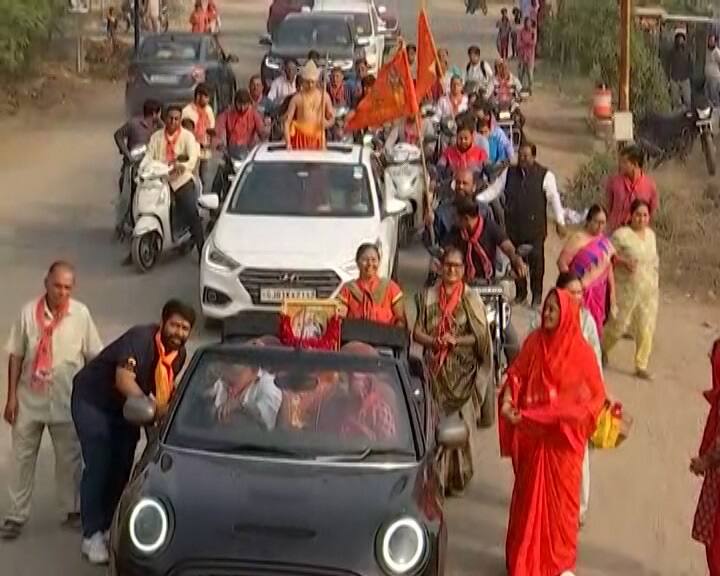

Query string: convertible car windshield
166 348 416 460
228 162 373 217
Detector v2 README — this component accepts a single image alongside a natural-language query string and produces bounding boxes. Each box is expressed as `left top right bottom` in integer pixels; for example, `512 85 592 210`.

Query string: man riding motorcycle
491 59 523 106
113 99 163 238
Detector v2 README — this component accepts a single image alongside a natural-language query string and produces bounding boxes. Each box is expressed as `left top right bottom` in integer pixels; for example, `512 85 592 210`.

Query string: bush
564 149 617 210
0 0 64 76
542 0 670 118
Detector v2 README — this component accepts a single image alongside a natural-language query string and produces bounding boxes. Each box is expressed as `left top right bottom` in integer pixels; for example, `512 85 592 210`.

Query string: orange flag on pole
415 8 441 103
345 46 419 132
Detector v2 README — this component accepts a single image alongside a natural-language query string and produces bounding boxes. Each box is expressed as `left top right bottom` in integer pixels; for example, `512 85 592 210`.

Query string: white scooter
130 154 203 273
384 143 425 247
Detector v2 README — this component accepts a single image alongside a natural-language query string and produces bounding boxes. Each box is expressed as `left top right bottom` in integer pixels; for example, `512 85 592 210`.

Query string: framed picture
281 299 340 340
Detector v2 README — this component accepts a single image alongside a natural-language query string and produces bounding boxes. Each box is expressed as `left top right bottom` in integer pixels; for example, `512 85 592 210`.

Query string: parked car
125 33 237 117
110 314 463 576
266 0 314 35
373 0 400 45
198 142 409 320
312 0 386 76
259 12 358 90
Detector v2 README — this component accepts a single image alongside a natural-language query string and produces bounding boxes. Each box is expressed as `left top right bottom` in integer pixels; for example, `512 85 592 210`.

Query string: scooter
115 144 147 242
130 154 200 273
384 142 425 246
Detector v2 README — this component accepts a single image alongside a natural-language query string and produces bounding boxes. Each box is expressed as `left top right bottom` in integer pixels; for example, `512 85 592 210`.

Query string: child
511 7 523 60
496 8 512 60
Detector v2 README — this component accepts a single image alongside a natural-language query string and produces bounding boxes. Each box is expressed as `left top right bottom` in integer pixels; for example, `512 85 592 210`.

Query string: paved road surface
0 1 718 575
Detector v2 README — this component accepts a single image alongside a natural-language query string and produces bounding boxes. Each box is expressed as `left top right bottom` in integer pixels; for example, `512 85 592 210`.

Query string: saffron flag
345 46 418 131
415 8 441 102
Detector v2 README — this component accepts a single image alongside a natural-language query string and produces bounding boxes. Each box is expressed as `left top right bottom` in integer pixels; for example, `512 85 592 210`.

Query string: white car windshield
228 162 374 217
166 348 416 461
274 18 353 48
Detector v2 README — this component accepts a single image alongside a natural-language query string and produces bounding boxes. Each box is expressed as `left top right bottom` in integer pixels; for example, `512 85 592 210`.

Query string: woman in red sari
691 339 720 575
338 244 406 327
499 289 605 576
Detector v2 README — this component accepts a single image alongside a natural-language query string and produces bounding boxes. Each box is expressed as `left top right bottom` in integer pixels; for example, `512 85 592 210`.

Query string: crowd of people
8 1 720 575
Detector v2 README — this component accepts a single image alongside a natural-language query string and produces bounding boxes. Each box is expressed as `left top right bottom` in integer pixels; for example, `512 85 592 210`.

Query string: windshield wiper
194 442 309 459
315 447 416 463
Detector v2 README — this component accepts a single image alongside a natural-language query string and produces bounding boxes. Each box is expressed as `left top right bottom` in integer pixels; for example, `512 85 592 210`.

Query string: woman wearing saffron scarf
414 247 491 495
338 243 406 327
691 339 720 575
557 204 616 337
500 289 605 576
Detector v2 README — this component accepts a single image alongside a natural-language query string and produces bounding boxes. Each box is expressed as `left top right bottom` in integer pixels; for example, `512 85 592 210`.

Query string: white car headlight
206 239 241 271
265 56 282 70
379 517 426 575
697 107 712 120
129 498 169 555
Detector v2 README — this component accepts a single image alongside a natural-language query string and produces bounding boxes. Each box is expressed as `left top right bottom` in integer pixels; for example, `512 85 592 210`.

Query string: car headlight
697 107 712 120
378 517 426 575
206 239 241 271
265 56 282 70
129 498 169 555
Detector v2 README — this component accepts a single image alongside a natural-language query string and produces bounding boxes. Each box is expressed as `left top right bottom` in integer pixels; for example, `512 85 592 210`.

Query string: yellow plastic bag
591 401 632 449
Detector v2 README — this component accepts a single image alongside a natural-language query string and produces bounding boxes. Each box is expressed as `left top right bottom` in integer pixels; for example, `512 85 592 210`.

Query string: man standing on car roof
71 299 195 565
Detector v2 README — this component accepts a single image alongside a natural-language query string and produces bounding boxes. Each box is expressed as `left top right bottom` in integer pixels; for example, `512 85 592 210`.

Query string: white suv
312 0 386 76
199 143 407 320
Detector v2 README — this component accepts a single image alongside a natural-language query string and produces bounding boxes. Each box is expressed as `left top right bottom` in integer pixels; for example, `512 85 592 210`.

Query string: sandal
0 519 23 540
635 369 653 381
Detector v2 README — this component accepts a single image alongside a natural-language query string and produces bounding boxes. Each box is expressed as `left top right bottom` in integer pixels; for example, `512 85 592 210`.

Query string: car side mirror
198 194 220 211
437 415 468 449
259 34 272 47
123 396 156 427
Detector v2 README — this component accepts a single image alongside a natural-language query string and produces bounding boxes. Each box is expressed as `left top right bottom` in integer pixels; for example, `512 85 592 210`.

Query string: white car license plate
260 287 316 303
150 74 179 85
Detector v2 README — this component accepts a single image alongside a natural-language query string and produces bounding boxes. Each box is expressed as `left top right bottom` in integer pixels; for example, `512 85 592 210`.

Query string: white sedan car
199 143 408 320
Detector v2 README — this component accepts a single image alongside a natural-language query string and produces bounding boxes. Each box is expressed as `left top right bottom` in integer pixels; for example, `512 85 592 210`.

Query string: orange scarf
164 128 181 163
154 330 179 409
431 282 464 375
30 296 69 392
460 216 494 281
192 103 210 145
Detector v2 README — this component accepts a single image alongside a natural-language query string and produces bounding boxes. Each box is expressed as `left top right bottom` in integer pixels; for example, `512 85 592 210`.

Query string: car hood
213 216 379 268
120 448 424 570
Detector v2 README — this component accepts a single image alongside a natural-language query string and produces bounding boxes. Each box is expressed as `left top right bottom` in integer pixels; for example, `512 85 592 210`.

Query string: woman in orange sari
338 244 406 327
557 204 616 337
500 289 605 576
691 339 720 575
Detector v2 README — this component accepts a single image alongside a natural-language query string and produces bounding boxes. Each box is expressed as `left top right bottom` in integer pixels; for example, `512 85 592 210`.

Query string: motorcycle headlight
265 55 282 70
128 498 170 555
378 517 427 575
206 239 241 271
697 107 712 120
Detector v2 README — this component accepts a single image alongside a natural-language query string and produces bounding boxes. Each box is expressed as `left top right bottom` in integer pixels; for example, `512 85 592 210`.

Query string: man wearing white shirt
268 60 298 106
476 141 566 308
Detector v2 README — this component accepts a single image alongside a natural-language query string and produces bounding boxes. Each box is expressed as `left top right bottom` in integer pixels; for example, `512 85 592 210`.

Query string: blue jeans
71 392 138 538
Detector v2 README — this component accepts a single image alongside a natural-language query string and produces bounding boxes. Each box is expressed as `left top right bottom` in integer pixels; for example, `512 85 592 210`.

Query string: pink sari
567 235 613 337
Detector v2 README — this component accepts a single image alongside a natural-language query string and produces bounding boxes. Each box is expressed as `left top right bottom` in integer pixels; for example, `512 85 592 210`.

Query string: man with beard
71 300 195 565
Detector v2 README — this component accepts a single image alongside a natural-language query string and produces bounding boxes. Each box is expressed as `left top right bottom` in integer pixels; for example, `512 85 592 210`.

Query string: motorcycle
384 142 425 246
130 154 201 273
636 101 717 176
115 144 147 242
494 98 524 150
211 145 249 203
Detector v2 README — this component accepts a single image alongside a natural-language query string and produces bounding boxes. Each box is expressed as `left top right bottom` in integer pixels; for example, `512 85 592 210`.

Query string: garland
278 314 342 350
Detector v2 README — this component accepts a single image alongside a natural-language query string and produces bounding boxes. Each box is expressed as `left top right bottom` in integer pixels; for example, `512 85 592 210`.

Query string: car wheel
131 232 162 273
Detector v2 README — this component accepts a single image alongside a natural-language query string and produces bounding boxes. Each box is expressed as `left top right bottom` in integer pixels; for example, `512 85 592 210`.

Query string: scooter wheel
131 232 162 273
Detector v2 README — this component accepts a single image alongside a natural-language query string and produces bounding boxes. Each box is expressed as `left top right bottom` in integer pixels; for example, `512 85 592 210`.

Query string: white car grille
238 268 342 305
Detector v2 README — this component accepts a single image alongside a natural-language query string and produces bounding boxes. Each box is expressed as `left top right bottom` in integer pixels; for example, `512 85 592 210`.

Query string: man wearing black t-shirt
71 299 195 565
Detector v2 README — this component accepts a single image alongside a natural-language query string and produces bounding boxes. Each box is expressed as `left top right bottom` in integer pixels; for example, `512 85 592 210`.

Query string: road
0 1 718 575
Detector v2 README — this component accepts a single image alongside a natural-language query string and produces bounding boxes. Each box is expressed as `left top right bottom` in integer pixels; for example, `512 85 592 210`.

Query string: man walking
605 143 658 232
71 299 195 564
477 141 567 308
1 261 102 540
668 30 693 110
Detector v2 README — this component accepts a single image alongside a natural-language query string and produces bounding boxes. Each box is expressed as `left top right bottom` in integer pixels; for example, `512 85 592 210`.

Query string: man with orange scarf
1 261 102 542
182 83 216 190
692 339 720 575
70 300 195 565
499 289 605 576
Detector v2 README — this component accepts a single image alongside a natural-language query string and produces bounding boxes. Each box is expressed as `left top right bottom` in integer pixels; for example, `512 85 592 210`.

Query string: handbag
591 400 633 449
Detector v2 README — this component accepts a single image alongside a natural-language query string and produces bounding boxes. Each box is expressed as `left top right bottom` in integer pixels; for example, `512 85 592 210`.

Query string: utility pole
134 0 141 54
619 0 631 111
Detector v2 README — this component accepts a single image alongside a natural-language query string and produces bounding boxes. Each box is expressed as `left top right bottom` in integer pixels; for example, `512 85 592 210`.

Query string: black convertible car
109 314 466 576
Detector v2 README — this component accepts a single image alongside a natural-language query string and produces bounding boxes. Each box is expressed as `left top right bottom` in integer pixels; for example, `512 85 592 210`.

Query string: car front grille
171 561 361 576
238 268 342 305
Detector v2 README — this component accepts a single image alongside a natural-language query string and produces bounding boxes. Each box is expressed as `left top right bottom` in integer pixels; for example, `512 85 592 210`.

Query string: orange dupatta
431 281 464 376
30 296 69 392
154 331 179 409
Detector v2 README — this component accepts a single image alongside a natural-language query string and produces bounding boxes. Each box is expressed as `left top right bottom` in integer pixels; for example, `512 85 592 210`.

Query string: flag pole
321 52 330 148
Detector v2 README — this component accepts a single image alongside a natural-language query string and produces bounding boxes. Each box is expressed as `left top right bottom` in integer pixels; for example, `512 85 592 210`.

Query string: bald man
1 261 102 540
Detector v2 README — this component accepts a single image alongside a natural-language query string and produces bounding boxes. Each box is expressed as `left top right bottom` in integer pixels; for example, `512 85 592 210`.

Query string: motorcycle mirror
198 194 220 211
